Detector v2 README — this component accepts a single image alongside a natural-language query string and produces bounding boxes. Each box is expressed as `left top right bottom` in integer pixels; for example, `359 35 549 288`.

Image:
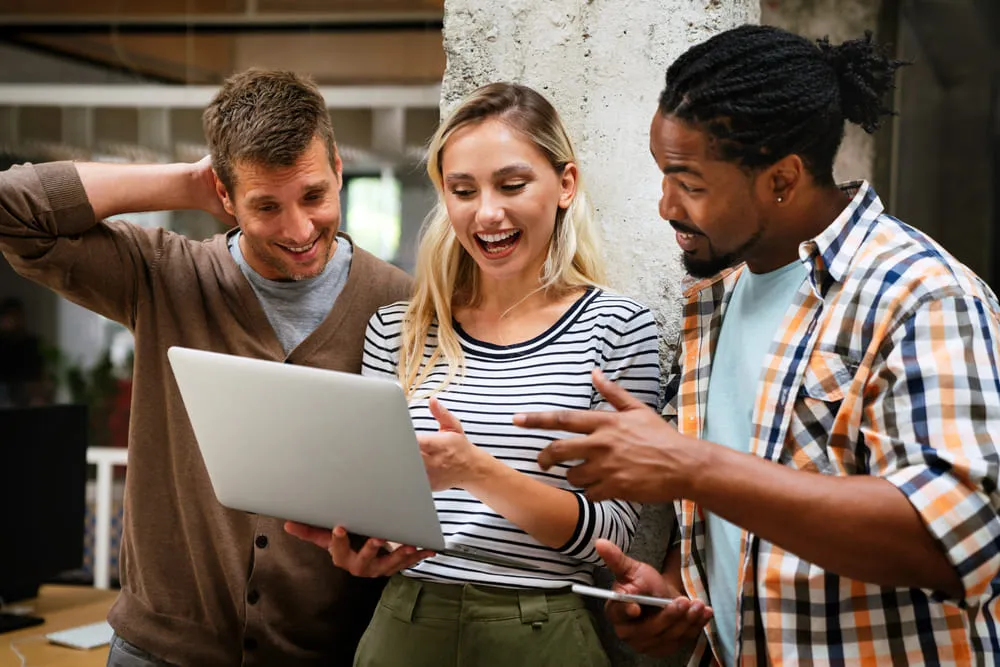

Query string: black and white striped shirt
362 288 662 589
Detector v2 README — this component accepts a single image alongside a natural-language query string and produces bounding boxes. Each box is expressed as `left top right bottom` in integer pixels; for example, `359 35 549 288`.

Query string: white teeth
678 232 695 241
476 230 519 243
282 240 317 253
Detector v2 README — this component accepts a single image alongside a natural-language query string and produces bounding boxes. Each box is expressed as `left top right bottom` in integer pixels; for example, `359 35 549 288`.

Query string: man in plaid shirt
517 25 1000 665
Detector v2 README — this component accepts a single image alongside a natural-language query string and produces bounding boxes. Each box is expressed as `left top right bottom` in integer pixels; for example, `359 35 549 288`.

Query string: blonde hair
398 82 606 396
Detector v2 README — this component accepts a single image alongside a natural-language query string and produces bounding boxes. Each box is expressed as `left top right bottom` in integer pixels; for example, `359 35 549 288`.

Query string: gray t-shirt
229 232 353 354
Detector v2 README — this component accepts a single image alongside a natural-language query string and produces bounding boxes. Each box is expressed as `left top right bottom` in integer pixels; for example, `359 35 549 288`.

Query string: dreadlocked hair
659 25 908 183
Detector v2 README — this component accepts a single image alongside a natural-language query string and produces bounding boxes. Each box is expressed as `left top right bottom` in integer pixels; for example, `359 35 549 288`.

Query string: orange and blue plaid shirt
664 182 1000 666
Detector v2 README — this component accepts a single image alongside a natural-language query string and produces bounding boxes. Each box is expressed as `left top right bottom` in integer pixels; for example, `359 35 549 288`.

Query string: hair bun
817 31 906 133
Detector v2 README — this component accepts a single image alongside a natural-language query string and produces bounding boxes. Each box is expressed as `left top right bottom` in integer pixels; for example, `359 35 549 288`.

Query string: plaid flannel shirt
664 182 1000 666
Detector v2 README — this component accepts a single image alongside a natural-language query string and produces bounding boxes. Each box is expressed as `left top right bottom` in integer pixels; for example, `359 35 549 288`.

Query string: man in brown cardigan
0 69 413 666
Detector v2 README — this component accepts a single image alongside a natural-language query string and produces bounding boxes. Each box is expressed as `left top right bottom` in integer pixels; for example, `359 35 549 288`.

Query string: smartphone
571 584 673 608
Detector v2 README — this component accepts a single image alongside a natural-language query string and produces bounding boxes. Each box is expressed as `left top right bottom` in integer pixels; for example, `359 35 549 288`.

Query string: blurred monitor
0 404 88 605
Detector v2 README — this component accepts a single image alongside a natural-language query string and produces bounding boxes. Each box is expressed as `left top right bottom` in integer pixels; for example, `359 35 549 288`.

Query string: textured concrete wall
442 0 756 365
761 0 881 183
441 2 759 665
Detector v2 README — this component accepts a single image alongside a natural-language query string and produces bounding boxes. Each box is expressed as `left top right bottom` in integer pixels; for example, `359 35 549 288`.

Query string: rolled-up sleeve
0 161 162 328
866 294 1000 605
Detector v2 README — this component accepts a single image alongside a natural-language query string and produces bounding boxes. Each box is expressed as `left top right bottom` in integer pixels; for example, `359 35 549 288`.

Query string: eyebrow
444 163 534 183
662 164 703 178
245 181 330 207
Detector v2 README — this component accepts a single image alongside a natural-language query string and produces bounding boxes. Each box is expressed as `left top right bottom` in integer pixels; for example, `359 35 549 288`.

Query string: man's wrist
179 162 212 212
675 435 722 503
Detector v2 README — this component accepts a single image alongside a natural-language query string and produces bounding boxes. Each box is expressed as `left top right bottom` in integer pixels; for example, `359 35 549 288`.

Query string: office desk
1 585 116 667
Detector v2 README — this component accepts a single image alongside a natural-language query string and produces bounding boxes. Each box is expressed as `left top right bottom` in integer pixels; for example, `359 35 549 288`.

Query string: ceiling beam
0 13 443 35
0 84 441 109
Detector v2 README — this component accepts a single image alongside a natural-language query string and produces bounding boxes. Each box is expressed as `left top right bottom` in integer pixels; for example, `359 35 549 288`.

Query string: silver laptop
166 346 539 571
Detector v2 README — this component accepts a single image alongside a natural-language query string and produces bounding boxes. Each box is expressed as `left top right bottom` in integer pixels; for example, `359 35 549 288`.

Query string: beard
242 229 334 282
682 250 741 279
679 224 764 280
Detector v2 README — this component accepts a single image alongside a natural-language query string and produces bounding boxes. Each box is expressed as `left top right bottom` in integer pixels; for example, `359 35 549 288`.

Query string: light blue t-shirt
703 260 807 666
229 232 353 354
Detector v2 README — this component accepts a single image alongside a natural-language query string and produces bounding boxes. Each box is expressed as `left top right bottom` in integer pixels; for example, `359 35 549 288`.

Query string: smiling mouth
475 229 522 255
669 221 705 254
669 221 702 236
277 238 319 254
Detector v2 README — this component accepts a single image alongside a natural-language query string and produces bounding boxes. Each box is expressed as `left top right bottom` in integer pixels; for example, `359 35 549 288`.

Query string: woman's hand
284 522 434 577
417 397 494 491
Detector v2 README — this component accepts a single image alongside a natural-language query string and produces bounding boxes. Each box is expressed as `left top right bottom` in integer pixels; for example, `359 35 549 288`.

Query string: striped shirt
362 288 661 589
666 181 1000 666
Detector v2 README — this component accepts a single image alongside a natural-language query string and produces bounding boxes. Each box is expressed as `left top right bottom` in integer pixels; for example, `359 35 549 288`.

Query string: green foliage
44 343 125 448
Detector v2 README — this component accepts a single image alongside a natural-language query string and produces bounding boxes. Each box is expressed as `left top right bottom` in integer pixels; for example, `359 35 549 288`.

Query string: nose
475 190 505 226
280 204 316 245
659 178 687 222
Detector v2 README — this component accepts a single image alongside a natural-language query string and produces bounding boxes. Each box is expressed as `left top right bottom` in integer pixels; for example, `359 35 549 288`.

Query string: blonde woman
288 82 661 666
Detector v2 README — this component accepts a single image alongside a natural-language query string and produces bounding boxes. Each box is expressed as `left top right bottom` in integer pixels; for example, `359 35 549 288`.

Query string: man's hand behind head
192 156 238 227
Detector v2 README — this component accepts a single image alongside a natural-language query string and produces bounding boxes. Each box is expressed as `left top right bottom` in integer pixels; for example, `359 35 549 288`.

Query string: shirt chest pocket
799 350 856 403
785 351 861 474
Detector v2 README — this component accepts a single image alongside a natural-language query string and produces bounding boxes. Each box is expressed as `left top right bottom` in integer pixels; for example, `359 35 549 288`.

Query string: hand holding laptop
168 347 541 572
282 395 478 578
284 522 435 577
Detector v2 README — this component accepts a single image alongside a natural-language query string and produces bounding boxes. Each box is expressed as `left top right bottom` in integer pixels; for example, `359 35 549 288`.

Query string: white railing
85 446 129 590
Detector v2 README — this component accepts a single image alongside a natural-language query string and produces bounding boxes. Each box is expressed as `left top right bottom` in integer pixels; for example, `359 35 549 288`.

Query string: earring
776 196 784 203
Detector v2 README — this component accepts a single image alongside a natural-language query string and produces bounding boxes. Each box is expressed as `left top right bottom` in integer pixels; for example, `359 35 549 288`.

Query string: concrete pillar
443 3 757 342
0 107 17 147
442 2 758 665
761 0 882 183
61 107 94 151
138 108 172 156
372 107 407 158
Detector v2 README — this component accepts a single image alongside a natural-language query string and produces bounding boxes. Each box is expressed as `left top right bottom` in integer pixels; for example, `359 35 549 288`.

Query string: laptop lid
166 346 447 551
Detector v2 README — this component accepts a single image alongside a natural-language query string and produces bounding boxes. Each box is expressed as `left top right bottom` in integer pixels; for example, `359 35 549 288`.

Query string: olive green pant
353 574 610 667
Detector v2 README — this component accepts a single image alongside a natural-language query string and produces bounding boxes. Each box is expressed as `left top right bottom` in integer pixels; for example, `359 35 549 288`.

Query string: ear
558 162 578 209
214 173 236 216
762 154 804 206
333 147 344 190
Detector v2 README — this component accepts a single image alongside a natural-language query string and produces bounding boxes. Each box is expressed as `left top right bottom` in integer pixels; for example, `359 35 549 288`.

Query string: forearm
465 458 580 550
0 161 169 326
661 543 685 596
688 442 962 597
76 161 204 220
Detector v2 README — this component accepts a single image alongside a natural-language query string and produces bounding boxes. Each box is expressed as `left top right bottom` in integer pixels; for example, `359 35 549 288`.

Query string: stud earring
776 196 784 203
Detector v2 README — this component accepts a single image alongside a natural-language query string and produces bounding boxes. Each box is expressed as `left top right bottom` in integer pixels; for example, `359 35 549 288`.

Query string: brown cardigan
0 162 413 666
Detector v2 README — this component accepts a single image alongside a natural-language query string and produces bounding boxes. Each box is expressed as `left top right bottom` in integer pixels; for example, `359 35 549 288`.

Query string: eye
304 191 325 201
500 182 527 193
673 178 702 194
258 203 278 213
450 188 476 198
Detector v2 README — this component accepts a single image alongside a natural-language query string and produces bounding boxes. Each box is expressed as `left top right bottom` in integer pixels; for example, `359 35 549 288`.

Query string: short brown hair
202 68 337 194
